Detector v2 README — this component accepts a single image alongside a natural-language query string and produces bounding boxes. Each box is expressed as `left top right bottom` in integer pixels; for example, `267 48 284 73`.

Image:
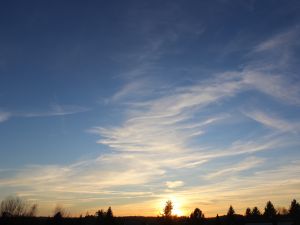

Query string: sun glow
173 204 184 216
159 196 185 216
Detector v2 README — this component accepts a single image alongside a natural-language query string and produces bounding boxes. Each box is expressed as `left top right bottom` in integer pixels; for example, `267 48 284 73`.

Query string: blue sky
1 0 300 216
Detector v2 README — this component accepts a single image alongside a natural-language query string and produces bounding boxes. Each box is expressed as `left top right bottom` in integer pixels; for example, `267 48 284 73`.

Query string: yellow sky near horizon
31 193 298 218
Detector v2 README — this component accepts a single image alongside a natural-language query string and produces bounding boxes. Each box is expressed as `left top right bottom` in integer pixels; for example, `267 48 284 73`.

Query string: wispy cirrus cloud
242 71 300 105
254 26 300 53
20 104 90 118
1 25 300 217
83 26 300 215
0 111 11 123
95 82 238 153
0 104 90 123
205 156 265 179
244 110 300 133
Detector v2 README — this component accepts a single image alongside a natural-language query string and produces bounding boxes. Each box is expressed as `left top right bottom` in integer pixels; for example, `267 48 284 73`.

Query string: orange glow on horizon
158 196 187 217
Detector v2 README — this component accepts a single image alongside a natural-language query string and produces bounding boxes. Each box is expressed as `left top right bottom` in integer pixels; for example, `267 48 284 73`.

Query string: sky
0 0 300 217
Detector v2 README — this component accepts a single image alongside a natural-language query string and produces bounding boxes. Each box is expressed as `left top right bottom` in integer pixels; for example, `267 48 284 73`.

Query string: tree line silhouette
0 196 300 225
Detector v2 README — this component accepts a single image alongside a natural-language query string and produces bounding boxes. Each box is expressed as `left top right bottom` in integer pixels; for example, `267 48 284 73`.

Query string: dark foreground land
0 214 299 225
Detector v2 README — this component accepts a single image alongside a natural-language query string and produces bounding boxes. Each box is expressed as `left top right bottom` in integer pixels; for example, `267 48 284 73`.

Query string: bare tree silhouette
0 196 37 217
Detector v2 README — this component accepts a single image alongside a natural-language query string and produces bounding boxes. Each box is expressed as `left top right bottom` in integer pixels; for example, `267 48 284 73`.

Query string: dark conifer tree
252 207 261 217
106 207 115 225
96 209 106 225
227 205 235 225
264 201 277 219
289 199 300 218
227 205 235 217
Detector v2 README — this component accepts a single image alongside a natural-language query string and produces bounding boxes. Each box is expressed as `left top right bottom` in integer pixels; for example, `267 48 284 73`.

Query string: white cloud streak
166 181 184 188
244 110 300 133
0 111 11 122
205 156 265 179
243 71 300 105
20 104 90 117
254 27 300 53
0 104 90 123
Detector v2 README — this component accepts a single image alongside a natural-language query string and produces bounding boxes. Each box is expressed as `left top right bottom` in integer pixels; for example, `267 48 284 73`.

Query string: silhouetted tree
53 211 63 219
27 204 38 217
227 205 235 225
245 208 251 217
160 200 174 225
106 207 113 217
190 208 205 225
215 214 221 225
0 196 37 217
163 200 173 218
227 205 235 217
53 205 68 217
252 206 261 217
106 207 115 225
95 207 115 225
264 201 277 219
53 205 68 225
289 199 300 218
96 209 106 224
96 209 105 217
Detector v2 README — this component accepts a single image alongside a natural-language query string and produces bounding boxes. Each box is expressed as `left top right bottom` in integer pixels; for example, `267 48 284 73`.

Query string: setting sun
159 196 186 216
173 204 184 217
